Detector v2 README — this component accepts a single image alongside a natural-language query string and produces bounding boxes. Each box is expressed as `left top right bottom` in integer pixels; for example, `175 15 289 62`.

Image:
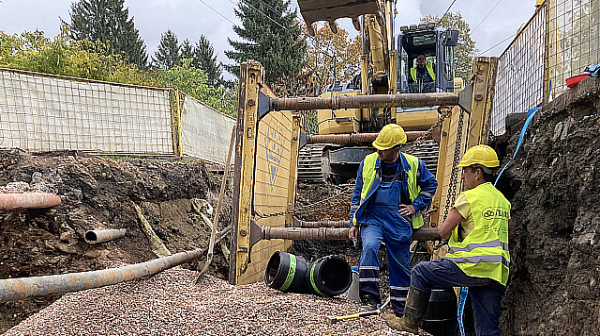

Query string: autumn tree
66 0 148 68
303 23 361 92
422 13 478 83
225 0 306 84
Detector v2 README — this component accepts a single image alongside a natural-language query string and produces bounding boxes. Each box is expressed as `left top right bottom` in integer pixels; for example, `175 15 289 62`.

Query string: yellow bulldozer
297 0 462 183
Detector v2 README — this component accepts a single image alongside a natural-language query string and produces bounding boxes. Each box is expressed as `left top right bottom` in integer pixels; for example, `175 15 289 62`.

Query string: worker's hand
398 204 416 217
349 226 359 240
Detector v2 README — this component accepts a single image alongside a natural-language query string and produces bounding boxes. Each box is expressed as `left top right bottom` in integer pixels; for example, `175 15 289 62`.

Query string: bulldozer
297 0 461 183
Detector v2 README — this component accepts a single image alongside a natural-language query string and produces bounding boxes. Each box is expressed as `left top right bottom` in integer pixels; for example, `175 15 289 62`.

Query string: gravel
3 268 427 336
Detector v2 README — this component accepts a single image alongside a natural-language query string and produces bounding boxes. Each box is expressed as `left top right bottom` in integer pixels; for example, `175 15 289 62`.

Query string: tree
194 35 222 87
303 23 361 91
152 29 180 70
225 0 307 84
66 0 148 68
180 39 194 63
422 13 478 84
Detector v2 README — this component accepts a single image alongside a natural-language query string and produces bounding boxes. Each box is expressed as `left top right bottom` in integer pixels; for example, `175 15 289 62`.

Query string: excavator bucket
298 0 381 35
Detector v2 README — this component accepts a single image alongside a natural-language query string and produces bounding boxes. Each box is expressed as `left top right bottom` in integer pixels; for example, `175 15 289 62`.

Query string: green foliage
180 39 195 63
66 0 148 68
422 13 479 84
159 60 237 118
152 30 180 70
225 0 307 84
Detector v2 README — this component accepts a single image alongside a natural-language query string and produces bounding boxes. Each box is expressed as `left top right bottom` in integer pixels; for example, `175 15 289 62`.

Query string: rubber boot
384 285 431 334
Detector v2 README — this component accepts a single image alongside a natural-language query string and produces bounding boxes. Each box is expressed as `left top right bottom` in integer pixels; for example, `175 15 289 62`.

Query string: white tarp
180 96 236 165
0 69 174 154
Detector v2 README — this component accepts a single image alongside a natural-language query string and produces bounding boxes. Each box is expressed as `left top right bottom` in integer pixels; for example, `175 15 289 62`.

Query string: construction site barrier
84 229 127 244
0 193 61 211
0 248 203 303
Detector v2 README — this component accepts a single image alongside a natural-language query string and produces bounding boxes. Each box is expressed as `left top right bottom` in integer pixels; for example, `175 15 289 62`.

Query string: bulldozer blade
298 0 380 29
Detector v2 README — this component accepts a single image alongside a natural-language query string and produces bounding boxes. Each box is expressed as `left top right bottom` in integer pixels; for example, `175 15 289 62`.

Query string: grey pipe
84 229 127 244
0 248 203 303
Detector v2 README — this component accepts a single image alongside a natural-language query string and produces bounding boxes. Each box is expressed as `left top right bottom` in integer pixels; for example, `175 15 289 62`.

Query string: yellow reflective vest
410 62 436 82
445 182 512 286
352 152 424 229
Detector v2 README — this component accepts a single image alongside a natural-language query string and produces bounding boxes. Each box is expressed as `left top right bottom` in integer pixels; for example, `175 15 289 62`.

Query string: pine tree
180 39 194 64
152 30 180 70
194 35 222 87
66 0 148 68
225 0 307 84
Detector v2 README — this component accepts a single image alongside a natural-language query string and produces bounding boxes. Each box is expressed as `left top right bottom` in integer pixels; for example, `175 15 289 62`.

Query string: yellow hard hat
457 145 500 168
372 124 407 150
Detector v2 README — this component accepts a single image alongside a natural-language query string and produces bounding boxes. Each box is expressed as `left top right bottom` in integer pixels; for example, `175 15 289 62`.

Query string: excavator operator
348 124 438 318
409 54 436 93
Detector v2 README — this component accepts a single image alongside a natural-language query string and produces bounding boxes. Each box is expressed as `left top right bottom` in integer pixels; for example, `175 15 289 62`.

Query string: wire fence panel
180 96 236 165
546 0 600 102
0 69 174 155
492 5 546 136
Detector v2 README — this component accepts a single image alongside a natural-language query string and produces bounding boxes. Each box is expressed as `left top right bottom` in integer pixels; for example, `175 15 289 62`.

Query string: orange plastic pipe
0 193 61 211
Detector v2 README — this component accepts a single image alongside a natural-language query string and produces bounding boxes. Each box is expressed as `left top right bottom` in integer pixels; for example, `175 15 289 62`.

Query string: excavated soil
0 151 232 333
495 77 600 336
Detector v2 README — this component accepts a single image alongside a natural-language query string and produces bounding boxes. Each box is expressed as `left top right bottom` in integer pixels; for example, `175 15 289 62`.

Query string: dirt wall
497 76 600 336
0 152 231 333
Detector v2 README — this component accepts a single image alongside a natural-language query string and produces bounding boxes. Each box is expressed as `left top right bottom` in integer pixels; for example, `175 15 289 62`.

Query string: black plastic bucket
306 255 352 297
421 288 459 336
265 251 309 293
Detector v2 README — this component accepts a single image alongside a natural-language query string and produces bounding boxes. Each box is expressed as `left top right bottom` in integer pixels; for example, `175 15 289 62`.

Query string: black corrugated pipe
265 251 352 297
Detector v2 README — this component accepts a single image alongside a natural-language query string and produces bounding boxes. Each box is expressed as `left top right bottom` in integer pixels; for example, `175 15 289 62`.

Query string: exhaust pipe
0 193 61 211
0 248 203 303
84 229 127 244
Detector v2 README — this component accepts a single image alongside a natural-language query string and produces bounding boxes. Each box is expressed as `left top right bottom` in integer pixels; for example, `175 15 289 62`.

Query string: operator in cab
408 54 436 93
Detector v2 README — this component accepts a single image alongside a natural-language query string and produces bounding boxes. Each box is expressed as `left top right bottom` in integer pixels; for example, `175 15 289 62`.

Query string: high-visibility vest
352 152 424 229
445 183 512 286
410 62 436 82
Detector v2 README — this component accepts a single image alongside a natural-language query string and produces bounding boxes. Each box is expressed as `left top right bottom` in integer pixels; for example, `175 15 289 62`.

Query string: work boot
384 285 431 333
359 293 378 312
383 314 419 334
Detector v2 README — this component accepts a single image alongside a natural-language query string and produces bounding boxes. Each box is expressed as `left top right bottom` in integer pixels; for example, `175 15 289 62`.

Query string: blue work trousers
359 206 412 317
411 258 506 336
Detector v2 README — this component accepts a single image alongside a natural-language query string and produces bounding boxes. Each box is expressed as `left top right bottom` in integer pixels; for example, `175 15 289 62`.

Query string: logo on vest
482 208 510 220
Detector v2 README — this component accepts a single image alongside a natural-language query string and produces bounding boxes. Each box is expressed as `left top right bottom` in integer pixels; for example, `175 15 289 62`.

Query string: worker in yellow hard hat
384 145 514 336
349 124 438 317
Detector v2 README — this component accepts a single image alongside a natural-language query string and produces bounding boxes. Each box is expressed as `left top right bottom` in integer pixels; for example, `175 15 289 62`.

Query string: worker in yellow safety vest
348 124 438 318
384 145 514 336
409 54 435 84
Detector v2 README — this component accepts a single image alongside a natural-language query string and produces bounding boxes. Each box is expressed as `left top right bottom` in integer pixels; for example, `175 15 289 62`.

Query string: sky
0 0 539 78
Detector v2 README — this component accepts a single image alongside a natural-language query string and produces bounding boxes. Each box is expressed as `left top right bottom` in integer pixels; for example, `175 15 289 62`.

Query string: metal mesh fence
491 5 546 136
546 0 600 102
0 68 174 155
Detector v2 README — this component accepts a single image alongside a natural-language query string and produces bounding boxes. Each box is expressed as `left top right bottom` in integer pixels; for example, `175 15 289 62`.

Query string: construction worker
348 124 438 317
384 145 514 336
409 54 436 84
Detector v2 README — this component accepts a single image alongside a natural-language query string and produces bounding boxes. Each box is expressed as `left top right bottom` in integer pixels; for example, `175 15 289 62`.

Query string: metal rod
84 229 127 244
0 193 61 211
306 131 428 145
270 93 459 111
250 219 440 246
0 248 204 303
293 218 351 228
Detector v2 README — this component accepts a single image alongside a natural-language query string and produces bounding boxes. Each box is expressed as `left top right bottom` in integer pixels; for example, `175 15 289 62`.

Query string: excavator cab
397 24 459 94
